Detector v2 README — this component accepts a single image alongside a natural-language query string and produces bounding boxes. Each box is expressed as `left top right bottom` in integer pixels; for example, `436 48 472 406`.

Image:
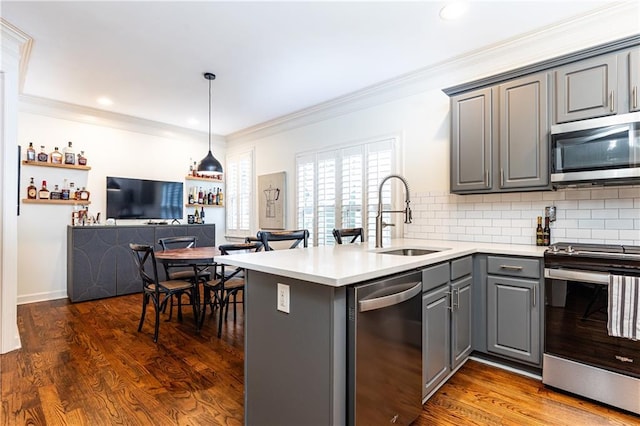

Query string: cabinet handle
455 288 460 309
485 170 489 188
446 291 453 311
500 265 523 271
610 91 615 112
633 86 638 110
532 285 537 308
500 168 504 186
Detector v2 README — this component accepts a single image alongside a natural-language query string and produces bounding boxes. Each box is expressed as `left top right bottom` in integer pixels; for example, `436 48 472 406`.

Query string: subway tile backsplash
404 186 640 246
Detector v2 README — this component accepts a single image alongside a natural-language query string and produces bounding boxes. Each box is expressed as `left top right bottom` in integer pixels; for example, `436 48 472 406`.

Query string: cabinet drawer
487 256 540 279
422 262 450 292
450 256 472 281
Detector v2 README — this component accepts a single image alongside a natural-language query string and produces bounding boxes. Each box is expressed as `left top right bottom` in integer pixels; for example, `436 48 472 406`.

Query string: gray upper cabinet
555 53 618 123
450 73 549 194
450 88 492 192
629 48 640 112
498 74 549 189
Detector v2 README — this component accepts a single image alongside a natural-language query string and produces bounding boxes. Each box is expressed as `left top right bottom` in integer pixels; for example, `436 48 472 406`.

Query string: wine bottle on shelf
194 208 200 224
26 142 36 162
77 150 88 166
188 187 195 205
64 141 75 165
198 187 203 204
27 177 37 199
50 184 61 200
543 216 551 246
38 180 50 199
37 145 48 162
50 147 63 164
535 216 544 246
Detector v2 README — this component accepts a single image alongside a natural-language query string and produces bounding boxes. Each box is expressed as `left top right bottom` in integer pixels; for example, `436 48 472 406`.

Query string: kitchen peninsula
217 239 545 425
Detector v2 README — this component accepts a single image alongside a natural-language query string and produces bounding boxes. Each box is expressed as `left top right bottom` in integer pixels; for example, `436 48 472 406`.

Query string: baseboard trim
18 290 67 305
470 354 542 381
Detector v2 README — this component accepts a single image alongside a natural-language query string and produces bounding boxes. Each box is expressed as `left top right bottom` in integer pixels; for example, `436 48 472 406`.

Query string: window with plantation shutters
226 149 253 236
295 138 396 246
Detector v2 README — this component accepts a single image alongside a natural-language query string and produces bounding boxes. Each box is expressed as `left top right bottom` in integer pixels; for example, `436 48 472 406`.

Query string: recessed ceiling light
440 1 468 20
188 118 199 126
97 96 113 106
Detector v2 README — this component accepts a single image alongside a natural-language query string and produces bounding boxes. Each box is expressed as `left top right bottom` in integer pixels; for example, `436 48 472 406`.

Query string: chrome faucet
375 174 412 248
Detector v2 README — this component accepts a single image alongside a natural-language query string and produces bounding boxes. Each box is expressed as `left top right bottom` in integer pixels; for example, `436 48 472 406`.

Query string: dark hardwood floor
2 293 639 425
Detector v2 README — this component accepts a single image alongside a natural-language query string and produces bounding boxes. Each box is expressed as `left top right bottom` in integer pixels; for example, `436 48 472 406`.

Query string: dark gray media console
67 224 216 302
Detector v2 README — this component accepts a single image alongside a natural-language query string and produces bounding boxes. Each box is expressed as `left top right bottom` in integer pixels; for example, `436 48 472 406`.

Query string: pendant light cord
208 75 212 151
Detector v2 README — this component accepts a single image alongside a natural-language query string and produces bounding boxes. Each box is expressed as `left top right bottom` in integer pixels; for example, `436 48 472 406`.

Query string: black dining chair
129 243 199 343
332 227 365 244
257 229 309 251
157 236 211 320
200 241 264 338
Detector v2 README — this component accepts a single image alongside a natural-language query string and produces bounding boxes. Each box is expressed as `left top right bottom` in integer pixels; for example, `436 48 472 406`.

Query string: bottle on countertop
50 184 61 200
77 150 88 166
200 206 205 224
37 145 48 162
194 208 200 224
535 216 544 246
38 180 50 199
27 177 37 199
26 142 36 162
64 141 75 165
543 216 551 246
50 147 63 164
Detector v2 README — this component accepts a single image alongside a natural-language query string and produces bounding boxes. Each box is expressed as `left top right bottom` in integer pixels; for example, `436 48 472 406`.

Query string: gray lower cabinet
67 224 215 302
422 256 473 400
450 72 549 194
485 255 541 365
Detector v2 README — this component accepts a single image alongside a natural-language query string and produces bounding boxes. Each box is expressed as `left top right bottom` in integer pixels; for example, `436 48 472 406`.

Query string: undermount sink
378 248 442 256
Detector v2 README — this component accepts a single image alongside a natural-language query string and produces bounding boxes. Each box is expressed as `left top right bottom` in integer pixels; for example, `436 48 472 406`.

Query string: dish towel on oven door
608 274 640 340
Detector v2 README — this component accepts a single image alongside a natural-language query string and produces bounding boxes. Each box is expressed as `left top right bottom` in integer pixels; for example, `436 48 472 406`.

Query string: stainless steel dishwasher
347 271 422 425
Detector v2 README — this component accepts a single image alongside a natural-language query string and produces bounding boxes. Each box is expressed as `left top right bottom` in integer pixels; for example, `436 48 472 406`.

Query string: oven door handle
544 268 610 285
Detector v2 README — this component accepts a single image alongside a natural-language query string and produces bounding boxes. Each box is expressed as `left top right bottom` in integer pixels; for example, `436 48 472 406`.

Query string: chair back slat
129 243 160 291
332 227 364 244
158 236 198 251
257 230 309 251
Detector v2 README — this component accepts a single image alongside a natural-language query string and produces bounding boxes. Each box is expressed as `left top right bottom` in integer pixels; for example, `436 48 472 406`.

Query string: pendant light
197 72 223 176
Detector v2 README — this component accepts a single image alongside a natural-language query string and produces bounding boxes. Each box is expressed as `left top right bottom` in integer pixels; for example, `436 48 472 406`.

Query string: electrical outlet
277 283 290 313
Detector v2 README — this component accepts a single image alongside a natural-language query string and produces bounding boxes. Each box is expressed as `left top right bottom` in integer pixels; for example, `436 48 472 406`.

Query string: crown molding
227 1 639 143
1 18 33 92
19 94 225 148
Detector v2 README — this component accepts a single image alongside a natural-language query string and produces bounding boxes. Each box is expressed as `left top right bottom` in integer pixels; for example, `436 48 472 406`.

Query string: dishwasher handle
359 281 422 312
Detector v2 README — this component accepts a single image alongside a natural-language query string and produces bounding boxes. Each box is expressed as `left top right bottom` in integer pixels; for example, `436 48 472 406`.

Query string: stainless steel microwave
550 112 640 186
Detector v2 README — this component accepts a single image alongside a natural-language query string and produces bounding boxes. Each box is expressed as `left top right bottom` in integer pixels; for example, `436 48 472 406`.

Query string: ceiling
2 1 619 136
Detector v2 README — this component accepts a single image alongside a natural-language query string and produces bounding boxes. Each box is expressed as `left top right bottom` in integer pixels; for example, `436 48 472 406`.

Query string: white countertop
216 239 547 287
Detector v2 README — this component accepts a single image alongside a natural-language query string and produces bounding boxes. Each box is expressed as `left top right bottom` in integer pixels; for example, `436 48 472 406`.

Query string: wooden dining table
155 246 221 331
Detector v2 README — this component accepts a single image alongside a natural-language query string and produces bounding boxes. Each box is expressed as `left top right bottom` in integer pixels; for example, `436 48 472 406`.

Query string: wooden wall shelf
185 204 223 208
22 199 91 205
22 161 91 171
185 175 223 183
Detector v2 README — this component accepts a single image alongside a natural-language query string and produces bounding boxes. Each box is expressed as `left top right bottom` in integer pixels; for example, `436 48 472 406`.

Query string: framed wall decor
258 171 285 229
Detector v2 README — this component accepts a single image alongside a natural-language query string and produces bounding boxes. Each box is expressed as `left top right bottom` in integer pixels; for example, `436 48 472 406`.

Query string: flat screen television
106 176 183 220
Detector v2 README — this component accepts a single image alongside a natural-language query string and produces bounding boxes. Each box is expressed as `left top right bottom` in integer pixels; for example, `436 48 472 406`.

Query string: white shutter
226 149 253 236
296 138 396 246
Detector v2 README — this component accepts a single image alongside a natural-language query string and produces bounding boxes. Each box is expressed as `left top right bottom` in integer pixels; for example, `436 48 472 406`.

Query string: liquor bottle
218 188 223 205
26 142 36 162
50 147 63 164
27 177 37 199
194 208 200 224
37 145 48 162
215 188 220 205
188 187 195 205
50 184 61 200
77 151 88 166
79 187 90 202
543 216 551 246
74 184 82 201
198 187 203 204
535 216 544 246
200 206 205 224
69 182 76 200
61 179 70 200
38 180 50 199
192 161 197 177
64 141 75 165
207 189 213 205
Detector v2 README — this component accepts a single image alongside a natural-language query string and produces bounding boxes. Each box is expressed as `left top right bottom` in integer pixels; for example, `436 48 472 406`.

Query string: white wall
227 3 639 236
16 107 226 303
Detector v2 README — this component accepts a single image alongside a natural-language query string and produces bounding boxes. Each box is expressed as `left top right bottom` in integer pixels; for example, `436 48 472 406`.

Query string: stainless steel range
544 242 640 415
